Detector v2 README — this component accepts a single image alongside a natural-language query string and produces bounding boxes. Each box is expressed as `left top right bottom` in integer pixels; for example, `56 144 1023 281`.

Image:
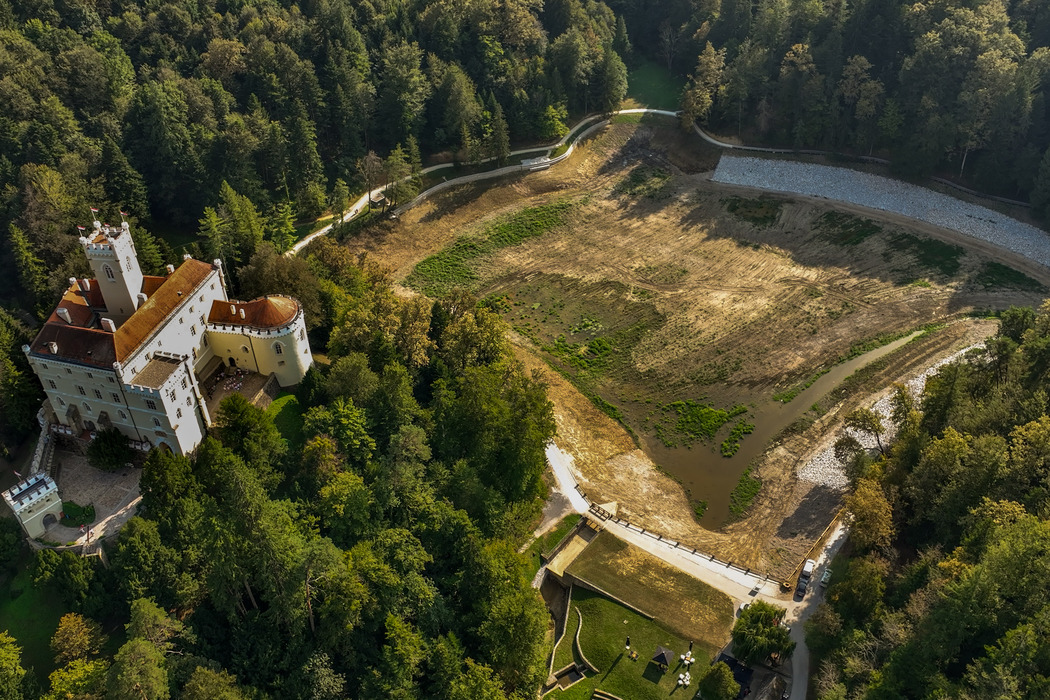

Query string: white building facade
22 221 313 455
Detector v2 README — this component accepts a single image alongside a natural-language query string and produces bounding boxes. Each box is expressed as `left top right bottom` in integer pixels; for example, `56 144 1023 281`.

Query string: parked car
738 601 750 616
796 559 816 596
820 568 833 588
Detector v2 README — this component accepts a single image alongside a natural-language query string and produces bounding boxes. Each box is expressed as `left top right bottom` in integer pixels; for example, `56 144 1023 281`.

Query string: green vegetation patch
614 166 672 199
266 392 305 450
890 232 964 277
973 262 1047 292
61 501 95 527
652 399 748 448
817 211 882 245
721 420 755 457
729 466 762 519
524 513 582 578
406 200 574 296
721 196 782 227
626 59 687 110
567 531 735 645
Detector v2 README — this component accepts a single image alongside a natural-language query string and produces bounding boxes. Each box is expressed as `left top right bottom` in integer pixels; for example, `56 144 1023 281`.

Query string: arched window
103 265 115 280
274 342 284 355
126 256 133 272
241 345 250 354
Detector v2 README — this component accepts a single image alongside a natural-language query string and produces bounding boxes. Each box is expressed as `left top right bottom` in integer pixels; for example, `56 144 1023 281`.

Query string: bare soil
343 119 1044 570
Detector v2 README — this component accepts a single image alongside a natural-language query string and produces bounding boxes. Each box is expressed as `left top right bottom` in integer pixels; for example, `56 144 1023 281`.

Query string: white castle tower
79 220 143 324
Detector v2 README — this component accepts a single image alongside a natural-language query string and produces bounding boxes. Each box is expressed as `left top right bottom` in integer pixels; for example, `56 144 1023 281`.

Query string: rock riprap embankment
713 156 1050 267
796 344 984 489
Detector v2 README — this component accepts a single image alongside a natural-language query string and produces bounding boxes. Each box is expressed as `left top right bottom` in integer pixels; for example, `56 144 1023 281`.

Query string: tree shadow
601 652 623 681
776 485 844 540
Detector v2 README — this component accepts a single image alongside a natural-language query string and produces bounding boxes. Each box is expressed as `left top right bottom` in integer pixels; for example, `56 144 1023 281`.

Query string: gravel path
713 156 1050 267
797 344 984 489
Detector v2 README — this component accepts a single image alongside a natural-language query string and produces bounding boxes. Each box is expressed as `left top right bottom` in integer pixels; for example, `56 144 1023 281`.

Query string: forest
1 237 559 699
805 305 1050 699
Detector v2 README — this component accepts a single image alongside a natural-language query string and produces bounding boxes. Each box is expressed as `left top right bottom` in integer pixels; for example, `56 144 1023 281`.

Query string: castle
21 220 313 456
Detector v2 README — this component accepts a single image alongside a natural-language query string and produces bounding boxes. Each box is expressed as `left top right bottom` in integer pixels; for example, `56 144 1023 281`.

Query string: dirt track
344 119 1044 569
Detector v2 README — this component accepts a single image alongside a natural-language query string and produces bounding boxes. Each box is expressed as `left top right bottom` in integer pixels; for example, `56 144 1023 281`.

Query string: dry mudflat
345 116 1047 575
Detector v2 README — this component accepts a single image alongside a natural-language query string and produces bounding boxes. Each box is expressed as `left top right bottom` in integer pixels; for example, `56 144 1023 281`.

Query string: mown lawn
566 531 735 649
552 588 706 700
625 59 686 111
267 392 305 450
525 513 582 578
0 563 63 686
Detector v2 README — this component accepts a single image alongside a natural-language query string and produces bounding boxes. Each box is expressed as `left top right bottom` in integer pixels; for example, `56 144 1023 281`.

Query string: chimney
68 277 77 289
137 292 147 308
165 264 175 274
101 318 116 332
56 308 72 324
239 308 246 320
47 342 58 354
79 279 91 293
183 254 192 261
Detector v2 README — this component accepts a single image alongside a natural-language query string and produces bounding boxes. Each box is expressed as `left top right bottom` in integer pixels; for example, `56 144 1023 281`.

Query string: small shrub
729 467 762 518
61 502 95 527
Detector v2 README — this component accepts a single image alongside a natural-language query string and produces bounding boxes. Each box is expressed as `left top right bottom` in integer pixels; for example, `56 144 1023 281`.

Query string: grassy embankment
267 392 305 451
550 531 734 699
525 514 582 579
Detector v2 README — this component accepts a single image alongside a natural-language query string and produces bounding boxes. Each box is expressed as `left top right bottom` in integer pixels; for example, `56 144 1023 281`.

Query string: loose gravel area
796 343 985 489
713 156 1050 267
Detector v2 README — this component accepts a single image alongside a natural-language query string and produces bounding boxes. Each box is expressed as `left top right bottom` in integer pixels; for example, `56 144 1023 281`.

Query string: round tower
79 221 144 323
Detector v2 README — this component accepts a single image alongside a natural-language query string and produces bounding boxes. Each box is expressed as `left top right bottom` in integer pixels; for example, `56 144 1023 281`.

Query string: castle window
168 390 176 402
274 342 284 355
119 410 127 420
48 380 56 390
278 360 286 366
57 398 65 407
83 402 91 414
181 378 187 389
153 417 161 427
126 256 132 272
112 393 120 403
86 372 92 379
202 335 209 348
190 326 196 336
66 368 72 374
199 315 205 326
185 397 191 406
176 408 182 419
93 389 102 399
107 376 114 383
145 399 157 410
241 345 249 354
77 385 86 396
40 364 47 370
104 265 115 280
300 328 305 341
192 348 197 360
179 317 184 324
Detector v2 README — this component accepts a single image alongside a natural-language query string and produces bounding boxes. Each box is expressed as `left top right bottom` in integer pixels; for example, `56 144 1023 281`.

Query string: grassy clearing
973 261 1047 292
566 531 735 645
625 59 686 110
406 200 574 297
60 501 95 527
721 196 782 227
817 211 882 245
267 392 304 450
552 603 583 672
0 563 62 686
890 232 964 277
720 420 755 457
525 514 582 578
556 588 705 700
729 466 762 519
614 166 672 199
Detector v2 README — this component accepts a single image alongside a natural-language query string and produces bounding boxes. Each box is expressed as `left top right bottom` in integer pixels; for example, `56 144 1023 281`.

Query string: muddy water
643 332 922 528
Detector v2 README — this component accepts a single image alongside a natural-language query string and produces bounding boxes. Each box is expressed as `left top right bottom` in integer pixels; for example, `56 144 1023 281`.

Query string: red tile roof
208 296 299 329
29 259 217 367
114 260 215 360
